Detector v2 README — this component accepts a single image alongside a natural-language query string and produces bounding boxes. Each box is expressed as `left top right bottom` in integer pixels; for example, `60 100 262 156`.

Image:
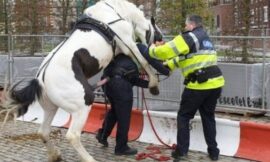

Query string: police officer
149 15 225 161
96 44 169 155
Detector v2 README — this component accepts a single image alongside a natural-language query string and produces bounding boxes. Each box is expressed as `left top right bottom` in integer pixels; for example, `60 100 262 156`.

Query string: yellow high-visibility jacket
149 27 225 90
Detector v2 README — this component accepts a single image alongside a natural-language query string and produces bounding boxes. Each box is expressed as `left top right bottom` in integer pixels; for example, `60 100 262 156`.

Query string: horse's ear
151 16 155 25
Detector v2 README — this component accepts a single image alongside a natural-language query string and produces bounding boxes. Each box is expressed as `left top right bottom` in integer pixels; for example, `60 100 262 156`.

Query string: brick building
209 0 234 35
210 0 270 36
235 0 270 36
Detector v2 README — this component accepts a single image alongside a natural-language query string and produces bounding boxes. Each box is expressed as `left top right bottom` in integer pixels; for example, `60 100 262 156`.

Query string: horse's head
102 0 163 46
134 16 163 47
150 17 163 43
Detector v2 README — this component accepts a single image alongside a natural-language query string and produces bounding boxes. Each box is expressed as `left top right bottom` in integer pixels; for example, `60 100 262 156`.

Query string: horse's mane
102 0 148 28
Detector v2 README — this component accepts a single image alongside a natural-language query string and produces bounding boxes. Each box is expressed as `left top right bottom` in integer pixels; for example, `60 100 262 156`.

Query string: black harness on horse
37 2 155 82
75 16 115 44
37 16 120 81
74 15 118 54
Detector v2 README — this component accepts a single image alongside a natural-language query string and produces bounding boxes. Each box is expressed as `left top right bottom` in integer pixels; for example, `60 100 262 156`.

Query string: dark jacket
103 54 149 88
103 44 170 88
182 26 214 53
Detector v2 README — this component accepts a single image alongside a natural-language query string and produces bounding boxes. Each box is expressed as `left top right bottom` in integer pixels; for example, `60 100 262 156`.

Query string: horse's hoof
149 87 159 95
50 156 62 162
54 157 62 162
48 152 62 162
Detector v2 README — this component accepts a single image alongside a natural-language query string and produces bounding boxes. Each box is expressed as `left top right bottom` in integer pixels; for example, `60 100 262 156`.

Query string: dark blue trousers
177 87 222 157
101 77 133 152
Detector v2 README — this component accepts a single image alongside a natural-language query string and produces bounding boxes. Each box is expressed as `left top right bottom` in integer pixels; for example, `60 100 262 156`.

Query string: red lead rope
136 146 171 161
136 80 176 161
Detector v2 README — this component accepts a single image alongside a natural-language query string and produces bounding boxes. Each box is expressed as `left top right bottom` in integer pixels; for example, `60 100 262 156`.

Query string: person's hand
162 61 168 66
155 41 165 46
139 69 147 76
162 61 172 75
150 43 156 48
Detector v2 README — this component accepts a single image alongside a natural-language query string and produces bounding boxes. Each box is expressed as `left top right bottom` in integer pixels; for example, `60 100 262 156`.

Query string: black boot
209 155 219 161
96 128 108 147
115 146 138 156
208 148 219 161
171 149 188 160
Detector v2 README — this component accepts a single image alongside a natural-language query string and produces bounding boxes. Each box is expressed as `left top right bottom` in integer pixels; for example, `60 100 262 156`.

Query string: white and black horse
1 0 162 162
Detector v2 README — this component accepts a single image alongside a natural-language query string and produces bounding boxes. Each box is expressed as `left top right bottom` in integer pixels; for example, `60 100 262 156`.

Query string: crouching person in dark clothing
96 43 169 155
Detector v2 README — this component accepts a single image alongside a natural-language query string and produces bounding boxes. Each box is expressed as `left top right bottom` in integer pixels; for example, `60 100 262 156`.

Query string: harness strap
38 3 139 82
38 16 119 81
75 16 119 57
102 1 143 64
108 18 123 25
112 39 116 57
75 17 116 44
75 15 145 64
104 2 124 20
37 37 70 80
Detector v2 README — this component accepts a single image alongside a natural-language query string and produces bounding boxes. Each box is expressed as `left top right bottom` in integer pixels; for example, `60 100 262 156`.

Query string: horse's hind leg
38 99 61 162
66 104 96 162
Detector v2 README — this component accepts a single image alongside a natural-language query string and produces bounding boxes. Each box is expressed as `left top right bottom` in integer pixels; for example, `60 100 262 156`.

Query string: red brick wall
211 4 234 35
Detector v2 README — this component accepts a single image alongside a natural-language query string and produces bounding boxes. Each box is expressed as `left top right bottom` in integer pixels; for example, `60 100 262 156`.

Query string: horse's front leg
141 63 159 95
127 43 159 95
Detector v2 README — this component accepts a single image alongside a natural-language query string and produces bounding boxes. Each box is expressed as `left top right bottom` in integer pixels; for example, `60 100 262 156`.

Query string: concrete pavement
0 120 256 162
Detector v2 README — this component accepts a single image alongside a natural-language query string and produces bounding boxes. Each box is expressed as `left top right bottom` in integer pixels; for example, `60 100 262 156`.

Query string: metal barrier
0 34 68 85
212 35 270 113
0 34 270 114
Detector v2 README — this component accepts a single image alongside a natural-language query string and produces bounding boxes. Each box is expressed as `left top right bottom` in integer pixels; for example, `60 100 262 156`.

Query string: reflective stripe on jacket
150 35 189 60
149 27 225 90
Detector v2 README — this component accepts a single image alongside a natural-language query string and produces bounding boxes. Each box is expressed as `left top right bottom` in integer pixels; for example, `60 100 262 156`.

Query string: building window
251 9 254 16
255 8 258 22
216 15 220 28
260 8 263 22
264 6 268 22
251 9 255 24
234 12 238 26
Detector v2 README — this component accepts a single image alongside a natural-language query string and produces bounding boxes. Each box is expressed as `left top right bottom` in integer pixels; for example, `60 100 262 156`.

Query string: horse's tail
3 79 42 117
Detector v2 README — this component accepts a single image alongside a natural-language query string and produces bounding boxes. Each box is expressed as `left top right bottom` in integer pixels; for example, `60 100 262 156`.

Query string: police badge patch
202 40 213 49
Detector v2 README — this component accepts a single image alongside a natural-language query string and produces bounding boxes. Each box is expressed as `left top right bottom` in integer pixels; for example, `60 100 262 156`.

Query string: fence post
141 87 144 109
136 87 140 108
10 35 14 85
261 32 266 110
41 35 44 57
7 34 12 85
